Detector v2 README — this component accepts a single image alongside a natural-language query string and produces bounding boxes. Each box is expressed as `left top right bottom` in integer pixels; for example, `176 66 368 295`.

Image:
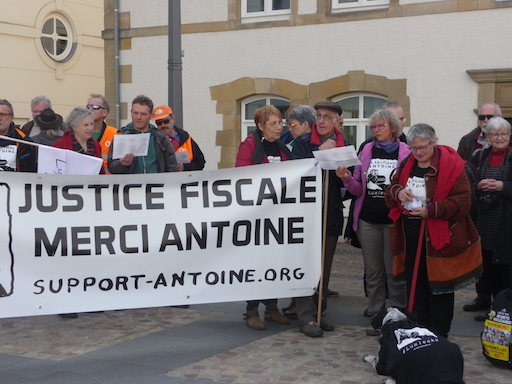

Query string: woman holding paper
384 124 481 338
53 107 104 174
336 109 409 324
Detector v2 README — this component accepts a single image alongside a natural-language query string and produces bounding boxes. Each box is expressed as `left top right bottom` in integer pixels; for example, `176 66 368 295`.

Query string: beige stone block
216 129 240 147
347 71 366 92
310 76 349 99
120 65 132 84
120 12 131 29
220 145 239 163
216 100 239 115
120 38 132 51
478 83 496 107
458 0 477 12
254 78 272 94
403 1 456 17
182 22 230 34
496 83 512 106
120 102 128 121
364 74 389 95
269 79 308 100
385 79 407 99
210 78 256 101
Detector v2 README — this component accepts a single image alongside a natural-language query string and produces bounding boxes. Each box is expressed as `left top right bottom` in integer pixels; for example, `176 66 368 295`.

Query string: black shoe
282 301 298 319
320 318 334 331
474 314 487 321
326 288 339 298
365 328 381 336
463 297 490 312
363 308 374 318
300 321 323 337
59 313 78 319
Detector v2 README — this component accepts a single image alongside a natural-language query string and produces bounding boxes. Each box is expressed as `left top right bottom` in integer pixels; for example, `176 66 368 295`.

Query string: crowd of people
0 94 205 176
235 100 509 341
1 94 509 340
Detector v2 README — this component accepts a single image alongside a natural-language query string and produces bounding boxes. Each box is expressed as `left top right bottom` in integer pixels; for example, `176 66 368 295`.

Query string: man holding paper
108 95 178 174
152 105 205 171
292 101 349 332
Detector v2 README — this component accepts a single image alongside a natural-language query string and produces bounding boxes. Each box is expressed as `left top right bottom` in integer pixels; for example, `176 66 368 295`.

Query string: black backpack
481 287 512 369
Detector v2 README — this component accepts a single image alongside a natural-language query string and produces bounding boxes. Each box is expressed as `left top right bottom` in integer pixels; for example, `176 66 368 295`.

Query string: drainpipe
168 0 183 128
114 0 121 129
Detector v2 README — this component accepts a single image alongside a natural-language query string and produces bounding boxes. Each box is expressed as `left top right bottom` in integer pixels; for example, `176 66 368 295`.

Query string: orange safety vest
176 136 194 162
99 125 118 174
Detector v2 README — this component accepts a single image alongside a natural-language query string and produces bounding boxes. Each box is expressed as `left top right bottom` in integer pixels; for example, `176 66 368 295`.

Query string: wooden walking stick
317 170 330 324
408 218 426 313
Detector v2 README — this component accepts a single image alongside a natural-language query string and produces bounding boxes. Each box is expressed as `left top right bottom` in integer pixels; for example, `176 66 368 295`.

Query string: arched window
241 96 290 140
334 93 387 149
40 14 75 62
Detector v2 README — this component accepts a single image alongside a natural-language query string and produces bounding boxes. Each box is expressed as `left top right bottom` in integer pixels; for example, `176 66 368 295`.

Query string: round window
40 14 75 62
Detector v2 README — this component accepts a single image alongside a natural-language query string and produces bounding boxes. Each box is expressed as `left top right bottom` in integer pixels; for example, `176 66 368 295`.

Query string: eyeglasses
287 122 302 128
369 123 389 131
265 121 283 128
86 104 105 110
488 132 511 140
156 118 170 126
316 114 337 121
478 114 495 121
0 113 12 118
409 142 433 153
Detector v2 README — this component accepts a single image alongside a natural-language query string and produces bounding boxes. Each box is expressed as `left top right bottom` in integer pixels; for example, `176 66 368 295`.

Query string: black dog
363 307 465 384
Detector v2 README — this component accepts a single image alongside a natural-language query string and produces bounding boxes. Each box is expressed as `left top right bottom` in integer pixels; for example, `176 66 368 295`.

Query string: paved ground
0 242 511 384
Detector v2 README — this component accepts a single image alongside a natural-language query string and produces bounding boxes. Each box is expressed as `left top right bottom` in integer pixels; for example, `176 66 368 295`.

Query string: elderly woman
384 124 482 338
53 107 104 174
286 105 316 147
471 117 512 302
336 109 409 320
235 105 291 330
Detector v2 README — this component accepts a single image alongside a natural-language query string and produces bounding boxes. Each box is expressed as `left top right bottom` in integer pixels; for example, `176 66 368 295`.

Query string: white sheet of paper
112 133 150 159
37 146 103 175
312 145 361 170
175 150 191 164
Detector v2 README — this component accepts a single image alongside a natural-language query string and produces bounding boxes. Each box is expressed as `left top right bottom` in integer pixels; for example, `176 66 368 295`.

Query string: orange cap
153 105 173 121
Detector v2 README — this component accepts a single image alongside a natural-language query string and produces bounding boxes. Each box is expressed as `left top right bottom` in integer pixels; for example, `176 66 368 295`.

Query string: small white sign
112 133 151 159
312 145 361 170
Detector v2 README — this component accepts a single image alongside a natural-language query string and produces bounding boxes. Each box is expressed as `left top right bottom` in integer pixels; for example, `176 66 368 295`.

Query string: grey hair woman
335 108 411 319
471 116 512 301
287 105 316 141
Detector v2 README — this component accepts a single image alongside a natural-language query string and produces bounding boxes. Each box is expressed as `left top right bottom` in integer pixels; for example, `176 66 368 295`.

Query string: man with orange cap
153 105 205 171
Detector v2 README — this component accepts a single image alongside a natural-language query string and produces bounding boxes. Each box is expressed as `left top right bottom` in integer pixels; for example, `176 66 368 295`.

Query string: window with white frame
40 13 75 62
333 94 387 149
332 0 389 11
242 0 291 20
241 96 290 140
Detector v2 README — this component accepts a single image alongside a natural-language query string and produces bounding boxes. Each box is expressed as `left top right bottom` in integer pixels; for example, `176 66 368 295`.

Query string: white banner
0 159 322 318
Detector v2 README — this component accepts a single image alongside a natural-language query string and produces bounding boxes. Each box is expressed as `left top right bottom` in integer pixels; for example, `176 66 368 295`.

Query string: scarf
373 137 400 153
389 145 466 251
71 134 96 156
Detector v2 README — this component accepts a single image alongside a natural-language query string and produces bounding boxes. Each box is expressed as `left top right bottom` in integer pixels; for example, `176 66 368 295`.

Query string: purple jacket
343 141 411 232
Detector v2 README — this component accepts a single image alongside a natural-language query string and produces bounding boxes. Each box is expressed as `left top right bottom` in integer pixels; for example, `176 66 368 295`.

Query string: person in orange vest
152 105 205 171
87 94 118 174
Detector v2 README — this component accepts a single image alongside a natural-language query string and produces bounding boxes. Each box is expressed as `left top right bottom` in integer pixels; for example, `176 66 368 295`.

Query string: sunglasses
156 118 170 126
478 114 495 121
86 104 105 110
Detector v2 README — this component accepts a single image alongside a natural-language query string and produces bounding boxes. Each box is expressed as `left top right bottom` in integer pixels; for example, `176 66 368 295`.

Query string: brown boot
264 303 291 324
244 308 266 330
